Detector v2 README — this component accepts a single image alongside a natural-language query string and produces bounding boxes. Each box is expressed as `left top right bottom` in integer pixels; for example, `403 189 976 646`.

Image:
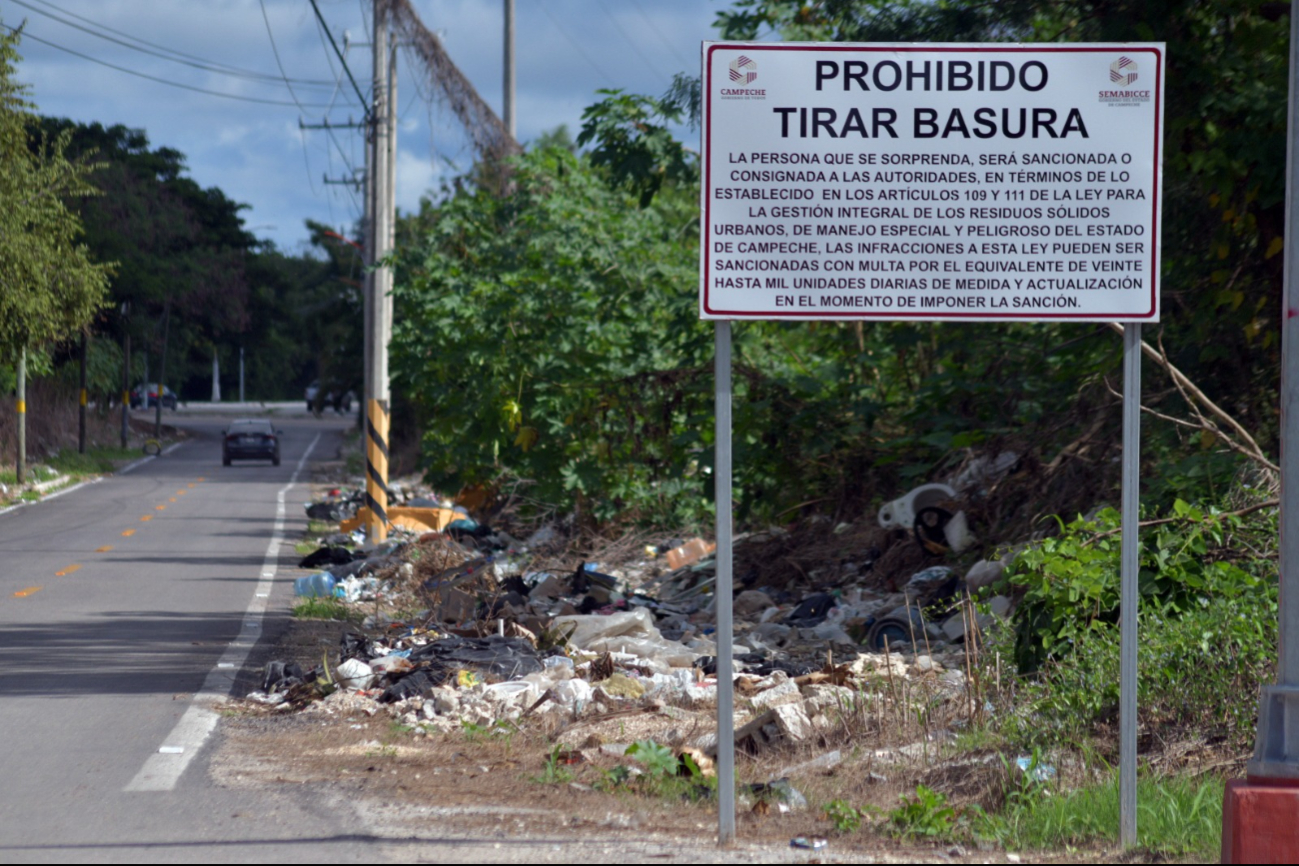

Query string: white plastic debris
335 657 376 690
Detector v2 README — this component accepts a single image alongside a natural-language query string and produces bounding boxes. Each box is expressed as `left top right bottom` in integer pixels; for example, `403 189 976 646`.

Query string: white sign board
700 43 1164 321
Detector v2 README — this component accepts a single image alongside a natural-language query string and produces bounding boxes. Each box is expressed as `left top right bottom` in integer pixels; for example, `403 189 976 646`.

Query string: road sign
701 43 1165 321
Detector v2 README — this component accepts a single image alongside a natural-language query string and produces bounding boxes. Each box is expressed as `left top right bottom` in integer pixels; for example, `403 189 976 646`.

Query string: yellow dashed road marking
121 529 135 537
176 490 186 496
155 505 166 511
55 564 81 577
140 515 152 522
187 483 196 488
13 587 41 598
95 545 113 553
169 498 177 503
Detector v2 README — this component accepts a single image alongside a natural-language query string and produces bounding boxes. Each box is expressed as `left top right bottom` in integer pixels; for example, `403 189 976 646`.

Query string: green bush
996 496 1277 749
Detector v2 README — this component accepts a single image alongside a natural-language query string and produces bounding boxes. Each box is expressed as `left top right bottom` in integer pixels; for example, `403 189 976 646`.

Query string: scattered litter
1015 755 1057 783
790 836 827 850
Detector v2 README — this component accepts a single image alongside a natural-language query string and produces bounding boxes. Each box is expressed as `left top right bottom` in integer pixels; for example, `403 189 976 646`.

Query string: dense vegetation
392 0 1289 535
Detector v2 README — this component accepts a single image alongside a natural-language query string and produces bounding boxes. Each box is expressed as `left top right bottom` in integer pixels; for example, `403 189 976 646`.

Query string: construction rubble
250 466 1023 774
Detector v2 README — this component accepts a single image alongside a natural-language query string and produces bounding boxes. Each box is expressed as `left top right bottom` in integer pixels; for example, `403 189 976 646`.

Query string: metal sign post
714 320 736 845
1120 323 1141 847
702 41 1163 846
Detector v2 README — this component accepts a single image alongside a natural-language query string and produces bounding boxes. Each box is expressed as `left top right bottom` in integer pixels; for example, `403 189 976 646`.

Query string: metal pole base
1247 685 1299 779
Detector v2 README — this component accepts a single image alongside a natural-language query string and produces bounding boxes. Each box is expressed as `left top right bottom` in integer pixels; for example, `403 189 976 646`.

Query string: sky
0 0 738 254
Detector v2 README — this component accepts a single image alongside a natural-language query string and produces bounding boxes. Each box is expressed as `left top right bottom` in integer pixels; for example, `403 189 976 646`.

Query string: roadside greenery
994 497 1277 751
0 31 111 364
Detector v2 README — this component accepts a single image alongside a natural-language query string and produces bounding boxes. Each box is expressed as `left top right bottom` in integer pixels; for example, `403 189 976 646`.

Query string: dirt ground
211 611 1144 864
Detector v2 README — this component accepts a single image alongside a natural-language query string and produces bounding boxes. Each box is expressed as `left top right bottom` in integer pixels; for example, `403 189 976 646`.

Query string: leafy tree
37 118 257 398
0 31 110 362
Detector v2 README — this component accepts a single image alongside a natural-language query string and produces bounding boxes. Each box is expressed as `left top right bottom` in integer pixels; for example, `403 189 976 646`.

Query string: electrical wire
10 0 340 87
537 2 617 87
592 1 675 84
258 0 324 200
626 0 693 69
3 24 343 107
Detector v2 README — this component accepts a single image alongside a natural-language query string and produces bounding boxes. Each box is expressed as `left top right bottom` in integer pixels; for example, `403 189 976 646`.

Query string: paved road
0 413 378 863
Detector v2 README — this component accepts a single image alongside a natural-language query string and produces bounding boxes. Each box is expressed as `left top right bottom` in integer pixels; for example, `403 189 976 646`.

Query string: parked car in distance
305 379 355 414
130 383 178 410
222 418 282 466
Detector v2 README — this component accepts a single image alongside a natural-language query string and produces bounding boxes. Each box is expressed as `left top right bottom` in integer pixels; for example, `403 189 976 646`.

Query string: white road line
117 440 184 475
124 432 321 793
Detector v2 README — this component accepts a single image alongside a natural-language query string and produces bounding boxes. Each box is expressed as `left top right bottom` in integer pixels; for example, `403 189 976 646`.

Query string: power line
307 0 370 119
626 0 693 69
3 24 344 107
592 2 675 84
259 0 325 203
10 0 340 88
536 2 616 87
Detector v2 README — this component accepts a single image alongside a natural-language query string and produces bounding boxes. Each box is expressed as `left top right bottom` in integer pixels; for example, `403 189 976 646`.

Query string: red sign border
700 43 1164 321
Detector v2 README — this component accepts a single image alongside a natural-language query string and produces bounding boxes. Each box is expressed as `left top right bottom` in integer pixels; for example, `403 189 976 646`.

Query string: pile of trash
256 463 1023 743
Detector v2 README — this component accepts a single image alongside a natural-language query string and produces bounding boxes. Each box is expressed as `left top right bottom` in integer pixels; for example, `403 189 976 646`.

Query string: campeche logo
729 55 758 85
1109 56 1137 87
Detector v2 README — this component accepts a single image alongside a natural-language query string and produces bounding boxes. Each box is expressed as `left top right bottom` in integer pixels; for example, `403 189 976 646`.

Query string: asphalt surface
0 412 379 863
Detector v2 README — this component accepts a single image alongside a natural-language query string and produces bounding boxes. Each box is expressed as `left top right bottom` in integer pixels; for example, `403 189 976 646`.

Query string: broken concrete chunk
734 590 776 618
749 678 800 710
964 558 1006 590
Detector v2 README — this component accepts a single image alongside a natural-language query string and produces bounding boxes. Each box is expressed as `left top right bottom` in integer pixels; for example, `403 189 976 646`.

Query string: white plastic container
877 483 957 530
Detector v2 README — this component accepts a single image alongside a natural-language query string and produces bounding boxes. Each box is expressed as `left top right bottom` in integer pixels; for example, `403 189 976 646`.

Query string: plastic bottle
294 572 337 598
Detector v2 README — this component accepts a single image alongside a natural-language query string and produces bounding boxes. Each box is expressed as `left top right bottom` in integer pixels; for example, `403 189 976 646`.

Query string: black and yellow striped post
15 346 26 484
365 399 390 541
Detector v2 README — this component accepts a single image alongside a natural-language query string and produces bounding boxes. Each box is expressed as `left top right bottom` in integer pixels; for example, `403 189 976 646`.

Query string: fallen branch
1104 322 1278 473
1091 498 1278 540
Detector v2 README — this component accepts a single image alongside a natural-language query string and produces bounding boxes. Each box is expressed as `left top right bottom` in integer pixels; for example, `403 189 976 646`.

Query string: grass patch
989 774 1223 858
0 464 59 485
292 597 359 622
48 446 140 477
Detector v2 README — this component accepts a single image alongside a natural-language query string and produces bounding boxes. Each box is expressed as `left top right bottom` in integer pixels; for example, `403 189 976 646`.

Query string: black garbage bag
379 669 446 703
408 635 543 681
750 658 816 677
305 499 359 521
784 592 838 628
339 632 381 662
262 660 306 693
571 563 617 596
298 546 359 569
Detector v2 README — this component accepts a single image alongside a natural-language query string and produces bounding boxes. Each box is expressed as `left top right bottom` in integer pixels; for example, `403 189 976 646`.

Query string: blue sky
1 0 731 253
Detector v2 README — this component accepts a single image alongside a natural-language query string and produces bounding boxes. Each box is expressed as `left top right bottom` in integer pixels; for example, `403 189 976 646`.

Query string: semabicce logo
720 55 765 99
1099 56 1150 106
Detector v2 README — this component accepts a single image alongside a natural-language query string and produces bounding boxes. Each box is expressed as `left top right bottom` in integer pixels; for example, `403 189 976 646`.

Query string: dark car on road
130 383 178 410
222 419 282 466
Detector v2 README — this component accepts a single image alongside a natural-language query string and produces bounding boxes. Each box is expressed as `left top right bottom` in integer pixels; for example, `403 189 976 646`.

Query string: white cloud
4 0 720 249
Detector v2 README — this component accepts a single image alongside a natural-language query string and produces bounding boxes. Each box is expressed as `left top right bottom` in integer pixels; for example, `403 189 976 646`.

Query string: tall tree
0 30 110 480
0 31 109 362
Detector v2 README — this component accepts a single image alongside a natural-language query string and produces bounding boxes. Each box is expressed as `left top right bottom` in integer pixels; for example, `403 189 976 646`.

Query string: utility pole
503 0 515 138
211 349 221 403
78 329 88 454
121 329 130 450
364 0 394 541
239 345 245 403
154 299 170 442
15 346 25 484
